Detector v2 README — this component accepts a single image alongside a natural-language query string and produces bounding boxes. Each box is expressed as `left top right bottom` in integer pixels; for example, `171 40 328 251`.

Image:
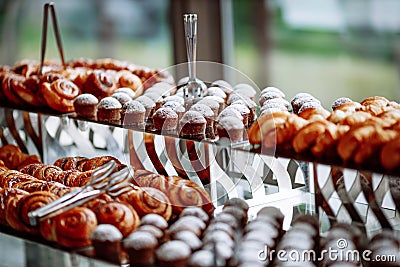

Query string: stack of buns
249 92 400 172
0 58 173 113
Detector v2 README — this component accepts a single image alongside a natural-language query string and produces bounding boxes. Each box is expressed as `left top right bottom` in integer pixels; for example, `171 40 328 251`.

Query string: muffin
332 97 353 110
156 240 191 267
111 92 132 106
135 95 156 122
226 104 250 127
190 103 216 139
163 101 185 120
121 100 146 126
114 87 136 99
73 93 99 120
233 83 256 100
97 96 122 124
144 92 163 111
136 225 164 243
163 95 185 106
123 231 158 266
206 86 227 100
153 107 179 132
231 98 257 123
180 206 209 224
197 98 220 118
188 250 215 267
203 95 225 113
217 117 244 143
211 79 234 97
139 214 168 231
179 110 207 140
259 91 284 106
91 224 123 264
260 86 285 98
172 230 202 251
223 197 249 213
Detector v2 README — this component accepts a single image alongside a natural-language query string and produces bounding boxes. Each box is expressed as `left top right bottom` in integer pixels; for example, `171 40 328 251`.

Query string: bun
40 78 80 113
117 187 172 221
53 207 97 248
95 201 140 237
16 191 58 234
83 70 116 99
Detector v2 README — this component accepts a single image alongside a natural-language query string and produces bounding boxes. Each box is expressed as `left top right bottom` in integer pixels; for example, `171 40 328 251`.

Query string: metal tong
40 2 65 75
28 160 133 226
182 14 206 106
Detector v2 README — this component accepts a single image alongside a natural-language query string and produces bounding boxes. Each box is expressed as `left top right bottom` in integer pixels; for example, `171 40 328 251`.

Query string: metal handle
184 14 197 83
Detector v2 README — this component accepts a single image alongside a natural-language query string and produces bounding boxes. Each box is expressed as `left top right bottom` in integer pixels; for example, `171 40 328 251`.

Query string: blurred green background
0 0 399 108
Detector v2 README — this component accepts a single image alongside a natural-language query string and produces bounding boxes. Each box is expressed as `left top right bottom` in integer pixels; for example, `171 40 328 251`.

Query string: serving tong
40 2 65 75
28 160 134 226
182 14 207 108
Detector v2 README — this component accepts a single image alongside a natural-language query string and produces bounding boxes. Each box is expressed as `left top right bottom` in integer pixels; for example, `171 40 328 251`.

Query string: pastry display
249 94 400 172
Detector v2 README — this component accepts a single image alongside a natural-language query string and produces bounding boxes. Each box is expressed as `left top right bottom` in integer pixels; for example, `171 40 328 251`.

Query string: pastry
179 206 209 224
179 111 207 140
381 138 400 170
172 230 202 251
260 87 285 98
233 83 256 100
116 70 143 96
332 97 353 110
163 101 185 120
135 95 156 121
206 86 227 100
223 197 249 213
188 250 215 267
156 240 191 267
153 107 179 132
231 98 257 123
40 78 80 113
4 188 29 232
124 231 158 266
83 69 116 99
53 207 97 248
73 93 98 119
53 156 89 171
114 87 136 99
139 213 168 231
2 73 29 106
136 224 164 242
190 104 215 138
167 216 206 238
121 100 146 126
97 96 122 123
95 201 139 237
292 120 330 153
111 92 132 106
197 98 220 118
91 224 123 264
217 117 244 143
116 187 172 221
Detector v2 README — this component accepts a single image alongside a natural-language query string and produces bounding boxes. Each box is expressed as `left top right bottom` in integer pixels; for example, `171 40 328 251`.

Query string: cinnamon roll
0 170 37 189
78 156 121 172
83 192 113 212
16 191 58 234
116 70 143 96
20 164 62 182
1 73 26 105
95 201 140 237
116 187 172 221
83 69 116 99
53 207 98 248
40 78 80 113
5 188 29 232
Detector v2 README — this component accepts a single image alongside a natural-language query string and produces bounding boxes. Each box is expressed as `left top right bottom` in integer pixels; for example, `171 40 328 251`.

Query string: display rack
0 106 399 266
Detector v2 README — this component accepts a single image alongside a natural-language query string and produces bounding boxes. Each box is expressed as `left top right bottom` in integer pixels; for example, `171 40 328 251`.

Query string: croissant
15 191 58 234
339 111 372 127
53 207 97 248
5 188 29 232
292 121 330 154
381 138 400 170
337 125 376 162
311 124 349 158
116 186 172 221
263 114 308 151
53 156 89 171
248 111 290 146
95 201 140 237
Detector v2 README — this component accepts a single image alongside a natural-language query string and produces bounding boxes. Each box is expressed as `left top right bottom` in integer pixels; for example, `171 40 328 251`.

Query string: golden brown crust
116 70 143 96
248 111 290 145
83 69 116 99
53 156 89 171
95 201 140 237
311 124 349 158
53 207 97 248
40 79 80 113
16 191 58 234
339 111 372 126
292 120 330 154
116 187 172 222
380 138 400 170
5 188 29 232
360 96 389 107
337 125 376 162
78 156 121 172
